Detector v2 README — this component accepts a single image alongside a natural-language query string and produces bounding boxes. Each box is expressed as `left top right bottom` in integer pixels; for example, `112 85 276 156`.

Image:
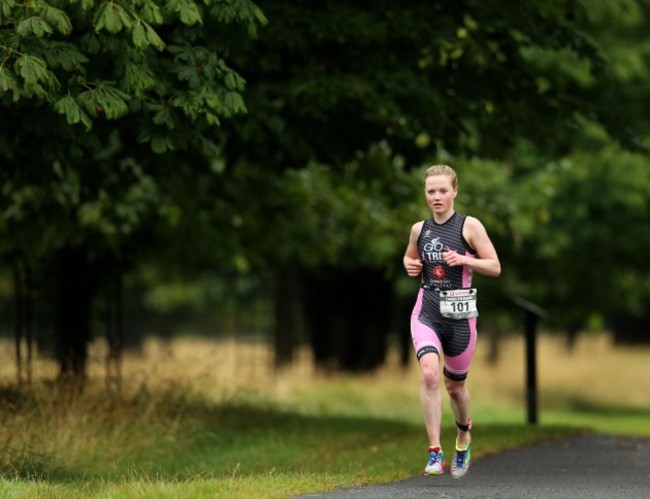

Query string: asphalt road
299 434 650 498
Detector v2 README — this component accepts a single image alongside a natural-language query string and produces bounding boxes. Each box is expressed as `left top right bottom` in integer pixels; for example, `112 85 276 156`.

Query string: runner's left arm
444 216 501 277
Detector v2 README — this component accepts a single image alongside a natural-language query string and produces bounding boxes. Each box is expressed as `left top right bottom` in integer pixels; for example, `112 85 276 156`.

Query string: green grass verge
1 394 583 499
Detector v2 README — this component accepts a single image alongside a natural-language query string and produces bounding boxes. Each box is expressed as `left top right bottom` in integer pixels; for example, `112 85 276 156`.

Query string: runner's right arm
403 221 424 277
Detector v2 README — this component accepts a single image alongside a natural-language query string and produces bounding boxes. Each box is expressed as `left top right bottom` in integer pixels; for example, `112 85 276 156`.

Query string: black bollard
512 296 546 425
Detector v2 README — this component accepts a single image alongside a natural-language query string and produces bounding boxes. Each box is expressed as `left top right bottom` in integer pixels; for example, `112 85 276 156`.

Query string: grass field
1 331 649 498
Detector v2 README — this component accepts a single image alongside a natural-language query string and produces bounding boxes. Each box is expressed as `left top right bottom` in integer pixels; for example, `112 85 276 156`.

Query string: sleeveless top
416 213 476 292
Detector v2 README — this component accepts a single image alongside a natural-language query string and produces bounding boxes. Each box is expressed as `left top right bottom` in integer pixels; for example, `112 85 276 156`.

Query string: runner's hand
404 258 423 277
442 249 465 267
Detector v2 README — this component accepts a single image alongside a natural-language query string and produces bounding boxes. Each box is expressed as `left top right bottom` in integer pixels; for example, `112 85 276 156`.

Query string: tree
4 0 650 382
493 0 650 343
222 150 420 369
220 0 645 369
501 143 650 341
0 0 266 383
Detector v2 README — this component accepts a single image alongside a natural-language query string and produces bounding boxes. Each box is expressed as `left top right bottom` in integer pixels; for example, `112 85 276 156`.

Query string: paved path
300 434 650 498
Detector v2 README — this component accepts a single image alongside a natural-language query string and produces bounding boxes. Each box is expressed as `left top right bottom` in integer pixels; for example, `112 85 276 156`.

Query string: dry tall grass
1 331 650 478
1 331 649 417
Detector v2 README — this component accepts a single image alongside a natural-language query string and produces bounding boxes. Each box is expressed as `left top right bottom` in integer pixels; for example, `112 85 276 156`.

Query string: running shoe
450 439 471 479
424 446 445 475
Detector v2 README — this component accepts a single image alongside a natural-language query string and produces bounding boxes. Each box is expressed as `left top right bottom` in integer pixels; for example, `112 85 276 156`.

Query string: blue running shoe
451 439 471 479
424 446 445 475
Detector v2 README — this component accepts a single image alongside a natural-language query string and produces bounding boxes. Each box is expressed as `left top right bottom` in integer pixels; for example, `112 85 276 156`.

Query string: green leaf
0 67 20 101
225 91 246 115
141 0 164 24
204 112 220 125
149 103 174 128
151 134 168 153
103 6 122 33
209 0 267 35
45 42 89 71
1 0 18 20
118 4 133 29
224 71 237 90
131 21 148 49
174 65 201 88
16 17 54 38
94 2 130 34
53 94 93 129
131 21 166 51
14 54 56 88
78 202 104 228
43 7 73 35
79 31 102 54
53 94 79 120
166 0 203 26
93 4 110 32
144 23 165 51
69 0 95 10
122 60 156 96
98 88 129 119
77 84 130 120
198 134 219 158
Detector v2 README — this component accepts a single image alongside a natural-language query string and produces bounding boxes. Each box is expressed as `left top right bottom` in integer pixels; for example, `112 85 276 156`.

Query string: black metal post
524 311 539 424
512 296 546 425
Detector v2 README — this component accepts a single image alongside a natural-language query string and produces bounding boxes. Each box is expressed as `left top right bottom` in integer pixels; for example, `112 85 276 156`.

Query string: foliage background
1 0 649 375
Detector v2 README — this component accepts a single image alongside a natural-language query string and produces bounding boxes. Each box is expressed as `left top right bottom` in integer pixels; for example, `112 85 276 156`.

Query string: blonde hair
424 164 458 190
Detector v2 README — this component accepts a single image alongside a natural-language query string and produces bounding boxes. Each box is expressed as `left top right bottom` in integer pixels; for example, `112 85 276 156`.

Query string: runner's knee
445 378 467 400
420 363 441 390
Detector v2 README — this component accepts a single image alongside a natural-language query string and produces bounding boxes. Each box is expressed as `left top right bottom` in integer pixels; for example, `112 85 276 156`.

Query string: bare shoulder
405 221 425 258
464 215 486 232
463 215 495 252
412 220 425 232
410 220 425 238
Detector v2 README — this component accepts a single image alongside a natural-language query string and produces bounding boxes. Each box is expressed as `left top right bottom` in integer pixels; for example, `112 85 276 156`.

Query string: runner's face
424 175 457 216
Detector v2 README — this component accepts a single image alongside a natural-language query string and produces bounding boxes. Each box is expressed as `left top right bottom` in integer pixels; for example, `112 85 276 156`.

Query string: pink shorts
410 288 477 380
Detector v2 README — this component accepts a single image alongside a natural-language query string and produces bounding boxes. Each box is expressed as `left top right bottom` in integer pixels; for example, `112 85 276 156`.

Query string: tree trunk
566 321 582 351
54 244 97 389
11 253 34 385
273 267 301 368
394 293 413 369
11 256 24 385
609 311 650 345
105 266 124 391
303 267 391 372
486 315 507 366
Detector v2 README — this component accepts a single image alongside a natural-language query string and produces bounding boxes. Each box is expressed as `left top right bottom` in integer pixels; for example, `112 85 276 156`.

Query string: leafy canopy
1 0 265 152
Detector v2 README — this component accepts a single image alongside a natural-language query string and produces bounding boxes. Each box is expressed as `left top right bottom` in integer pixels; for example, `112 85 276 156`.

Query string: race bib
439 288 478 319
